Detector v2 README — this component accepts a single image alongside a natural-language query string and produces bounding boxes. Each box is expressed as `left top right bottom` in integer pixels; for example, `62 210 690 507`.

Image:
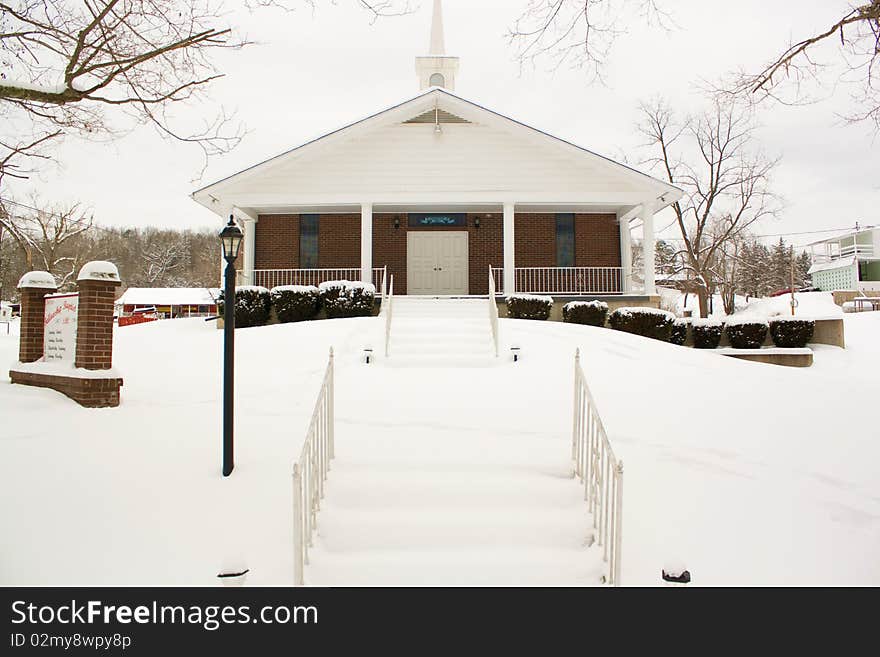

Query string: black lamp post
220 215 244 477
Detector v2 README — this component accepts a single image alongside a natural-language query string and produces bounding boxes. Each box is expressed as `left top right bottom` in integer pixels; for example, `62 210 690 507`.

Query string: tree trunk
697 287 710 318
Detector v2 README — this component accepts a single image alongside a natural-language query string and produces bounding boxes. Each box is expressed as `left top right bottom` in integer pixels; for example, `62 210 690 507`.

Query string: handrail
380 266 388 305
572 348 623 586
488 266 499 357
384 275 394 358
292 348 335 586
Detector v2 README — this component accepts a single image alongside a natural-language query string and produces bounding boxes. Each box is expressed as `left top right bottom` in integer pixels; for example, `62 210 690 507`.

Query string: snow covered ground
1 307 879 586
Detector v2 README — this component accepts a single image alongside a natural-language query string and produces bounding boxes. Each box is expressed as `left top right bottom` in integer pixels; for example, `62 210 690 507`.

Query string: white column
503 202 516 294
619 214 632 293
360 203 373 286
640 201 656 296
242 218 257 286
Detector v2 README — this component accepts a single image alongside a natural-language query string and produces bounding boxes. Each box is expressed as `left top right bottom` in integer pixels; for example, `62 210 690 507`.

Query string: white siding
221 122 643 198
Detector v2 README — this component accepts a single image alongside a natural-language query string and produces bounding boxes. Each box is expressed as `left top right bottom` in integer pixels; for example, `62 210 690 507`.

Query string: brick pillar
17 272 58 363
75 278 121 370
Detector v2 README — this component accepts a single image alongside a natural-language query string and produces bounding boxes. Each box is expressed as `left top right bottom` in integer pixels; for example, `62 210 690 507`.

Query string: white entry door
407 232 469 295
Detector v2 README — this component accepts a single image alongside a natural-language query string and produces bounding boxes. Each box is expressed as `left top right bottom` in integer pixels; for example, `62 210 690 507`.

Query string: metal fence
488 267 499 357
572 348 624 586
490 267 625 295
292 348 335 586
384 275 394 358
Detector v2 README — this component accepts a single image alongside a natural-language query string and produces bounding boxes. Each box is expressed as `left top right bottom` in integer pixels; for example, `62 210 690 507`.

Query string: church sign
408 213 467 228
43 292 79 362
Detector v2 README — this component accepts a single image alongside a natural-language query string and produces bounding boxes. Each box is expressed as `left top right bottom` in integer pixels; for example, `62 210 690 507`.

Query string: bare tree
0 196 92 287
0 1 409 183
638 96 782 317
732 1 880 130
508 0 671 78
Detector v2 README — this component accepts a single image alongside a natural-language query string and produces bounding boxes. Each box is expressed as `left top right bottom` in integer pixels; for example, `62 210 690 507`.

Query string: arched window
429 73 445 88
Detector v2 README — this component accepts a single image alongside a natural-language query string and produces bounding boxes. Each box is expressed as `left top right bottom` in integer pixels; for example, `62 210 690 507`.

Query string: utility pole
790 252 796 316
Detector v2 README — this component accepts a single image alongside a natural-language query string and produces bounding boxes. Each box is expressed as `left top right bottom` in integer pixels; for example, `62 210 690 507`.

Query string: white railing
239 268 385 290
488 266 499 357
292 348 335 586
490 267 625 295
572 348 624 586
384 275 394 358
379 266 388 305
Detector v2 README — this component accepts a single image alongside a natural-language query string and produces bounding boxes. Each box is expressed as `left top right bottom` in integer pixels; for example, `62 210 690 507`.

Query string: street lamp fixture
220 215 243 477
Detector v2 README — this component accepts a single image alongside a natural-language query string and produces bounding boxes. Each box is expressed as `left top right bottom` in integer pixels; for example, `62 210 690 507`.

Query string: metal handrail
488 266 499 357
572 348 624 586
384 275 394 358
292 348 335 586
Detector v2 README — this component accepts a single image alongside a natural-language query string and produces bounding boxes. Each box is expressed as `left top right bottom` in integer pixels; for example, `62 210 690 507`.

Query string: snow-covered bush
271 285 320 323
562 300 608 327
769 318 815 348
318 281 376 319
219 286 271 328
725 318 768 349
506 294 553 320
669 319 688 346
692 319 724 350
608 307 675 341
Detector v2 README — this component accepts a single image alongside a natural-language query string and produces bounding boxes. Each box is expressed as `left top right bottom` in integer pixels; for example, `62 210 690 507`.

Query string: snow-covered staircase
387 297 496 367
305 425 604 586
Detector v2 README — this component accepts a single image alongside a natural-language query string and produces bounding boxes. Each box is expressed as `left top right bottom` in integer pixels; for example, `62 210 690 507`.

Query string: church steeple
415 0 459 91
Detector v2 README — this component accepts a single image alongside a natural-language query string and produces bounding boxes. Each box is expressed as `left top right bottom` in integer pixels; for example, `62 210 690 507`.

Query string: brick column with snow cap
16 271 58 364
75 261 121 371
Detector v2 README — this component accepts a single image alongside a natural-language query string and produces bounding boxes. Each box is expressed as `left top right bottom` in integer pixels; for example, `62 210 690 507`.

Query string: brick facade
252 212 620 294
75 280 120 371
18 285 56 363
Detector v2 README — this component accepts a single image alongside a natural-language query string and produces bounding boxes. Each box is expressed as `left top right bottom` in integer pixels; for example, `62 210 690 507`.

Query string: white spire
415 0 459 91
429 0 446 55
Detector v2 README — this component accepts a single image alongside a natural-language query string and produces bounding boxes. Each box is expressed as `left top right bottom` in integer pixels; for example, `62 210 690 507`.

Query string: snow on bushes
725 317 769 349
692 318 724 350
608 307 675 341
271 285 320 323
562 300 608 327
318 280 376 318
769 318 815 348
669 319 688 346
219 286 272 328
506 294 553 320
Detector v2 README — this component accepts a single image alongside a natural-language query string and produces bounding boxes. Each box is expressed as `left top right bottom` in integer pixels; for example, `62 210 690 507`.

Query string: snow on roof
116 288 221 306
17 271 57 289
77 261 120 283
808 256 856 274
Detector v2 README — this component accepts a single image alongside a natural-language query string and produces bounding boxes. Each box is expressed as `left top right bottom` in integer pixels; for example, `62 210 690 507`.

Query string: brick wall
18 286 55 363
9 370 122 408
514 214 556 268
252 212 621 294
575 213 621 267
318 214 360 268
467 213 502 295
255 214 299 269
374 214 408 294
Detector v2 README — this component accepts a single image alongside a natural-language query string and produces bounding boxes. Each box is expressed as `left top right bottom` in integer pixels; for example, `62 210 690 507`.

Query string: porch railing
572 348 624 586
238 268 385 290
488 267 499 357
490 267 625 295
292 348 335 586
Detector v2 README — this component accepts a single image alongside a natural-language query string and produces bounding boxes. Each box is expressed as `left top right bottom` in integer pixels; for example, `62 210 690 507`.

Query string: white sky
10 0 879 246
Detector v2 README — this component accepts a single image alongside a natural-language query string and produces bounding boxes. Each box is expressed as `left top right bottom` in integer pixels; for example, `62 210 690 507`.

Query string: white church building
192 0 682 300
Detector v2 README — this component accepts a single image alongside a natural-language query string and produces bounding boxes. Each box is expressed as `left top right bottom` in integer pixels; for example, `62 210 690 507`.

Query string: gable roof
192 88 682 211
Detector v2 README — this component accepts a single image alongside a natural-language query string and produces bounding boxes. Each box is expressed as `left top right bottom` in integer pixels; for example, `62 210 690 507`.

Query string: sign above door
408 213 467 228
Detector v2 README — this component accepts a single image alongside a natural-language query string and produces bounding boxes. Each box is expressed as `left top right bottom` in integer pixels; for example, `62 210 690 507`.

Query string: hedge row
219 281 376 327
504 295 816 349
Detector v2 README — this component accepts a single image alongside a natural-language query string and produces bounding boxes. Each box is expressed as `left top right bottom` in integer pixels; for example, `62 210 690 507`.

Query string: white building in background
808 226 880 293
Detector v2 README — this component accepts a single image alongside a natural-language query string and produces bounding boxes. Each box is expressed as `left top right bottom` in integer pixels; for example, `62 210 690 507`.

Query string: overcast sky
10 0 879 246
